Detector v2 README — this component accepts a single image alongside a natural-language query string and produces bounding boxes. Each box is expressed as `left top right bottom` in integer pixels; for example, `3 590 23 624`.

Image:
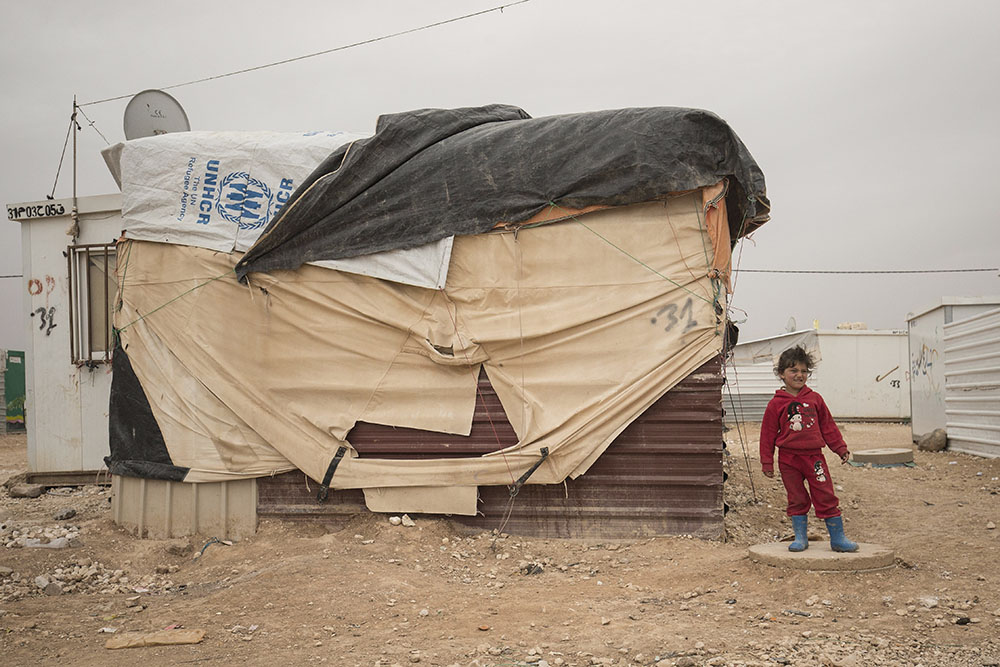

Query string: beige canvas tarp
116 191 728 488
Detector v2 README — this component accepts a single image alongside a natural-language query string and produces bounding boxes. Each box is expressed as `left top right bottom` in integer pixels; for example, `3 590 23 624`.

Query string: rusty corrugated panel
257 357 724 539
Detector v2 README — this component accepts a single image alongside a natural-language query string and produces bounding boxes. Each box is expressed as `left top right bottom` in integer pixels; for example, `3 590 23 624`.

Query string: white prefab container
943 307 1000 458
907 297 1000 442
8 194 123 473
726 329 909 422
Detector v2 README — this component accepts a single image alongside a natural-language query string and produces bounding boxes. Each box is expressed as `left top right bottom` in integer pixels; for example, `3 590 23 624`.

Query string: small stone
987 521 996 530
9 484 45 499
389 516 402 526
35 575 50 589
419 609 429 617
600 617 610 625
917 428 947 452
53 508 77 521
401 515 416 527
43 582 63 596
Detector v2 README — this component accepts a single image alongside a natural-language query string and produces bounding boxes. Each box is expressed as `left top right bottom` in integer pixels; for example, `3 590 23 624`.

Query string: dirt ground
1 423 999 667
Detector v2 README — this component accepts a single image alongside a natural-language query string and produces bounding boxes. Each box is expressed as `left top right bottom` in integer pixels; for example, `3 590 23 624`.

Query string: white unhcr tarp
103 131 454 289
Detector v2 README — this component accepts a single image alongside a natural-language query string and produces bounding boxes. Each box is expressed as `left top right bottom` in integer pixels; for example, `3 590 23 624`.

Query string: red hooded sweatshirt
759 385 848 473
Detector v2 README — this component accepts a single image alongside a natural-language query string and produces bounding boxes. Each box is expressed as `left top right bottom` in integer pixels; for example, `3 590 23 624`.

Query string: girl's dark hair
775 345 815 377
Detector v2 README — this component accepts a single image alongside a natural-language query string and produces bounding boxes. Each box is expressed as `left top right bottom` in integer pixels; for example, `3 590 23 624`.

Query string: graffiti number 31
651 297 698 334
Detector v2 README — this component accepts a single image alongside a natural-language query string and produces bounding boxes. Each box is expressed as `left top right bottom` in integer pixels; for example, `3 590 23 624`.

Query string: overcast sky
2 0 999 351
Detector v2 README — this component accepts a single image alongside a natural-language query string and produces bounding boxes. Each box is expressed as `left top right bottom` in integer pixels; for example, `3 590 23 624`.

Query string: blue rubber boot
788 514 809 552
824 516 859 552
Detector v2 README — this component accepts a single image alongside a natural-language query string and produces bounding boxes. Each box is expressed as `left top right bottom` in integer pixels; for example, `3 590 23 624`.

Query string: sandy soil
1 423 999 667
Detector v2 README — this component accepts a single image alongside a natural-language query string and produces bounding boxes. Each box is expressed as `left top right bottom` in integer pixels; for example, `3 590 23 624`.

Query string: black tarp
106 343 189 481
234 105 768 281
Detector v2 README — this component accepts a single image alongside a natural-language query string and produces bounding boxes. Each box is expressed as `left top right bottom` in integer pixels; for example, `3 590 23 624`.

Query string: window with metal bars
68 244 117 364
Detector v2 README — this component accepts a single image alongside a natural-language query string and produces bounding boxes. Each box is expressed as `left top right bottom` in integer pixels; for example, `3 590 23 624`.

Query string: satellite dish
123 89 190 140
785 316 797 332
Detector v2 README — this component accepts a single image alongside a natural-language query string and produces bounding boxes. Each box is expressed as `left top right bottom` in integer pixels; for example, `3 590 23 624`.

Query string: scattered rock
401 515 416 527
917 428 948 452
520 562 544 575
24 537 70 549
8 484 44 499
43 582 62 596
53 508 77 521
389 516 403 526
987 521 996 530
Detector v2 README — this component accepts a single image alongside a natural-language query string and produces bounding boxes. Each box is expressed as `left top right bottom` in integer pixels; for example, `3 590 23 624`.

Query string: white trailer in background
726 329 910 423
906 297 1000 442
7 194 122 480
943 307 1000 458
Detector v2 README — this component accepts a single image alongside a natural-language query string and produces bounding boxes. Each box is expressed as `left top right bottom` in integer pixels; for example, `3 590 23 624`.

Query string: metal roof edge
905 296 1000 323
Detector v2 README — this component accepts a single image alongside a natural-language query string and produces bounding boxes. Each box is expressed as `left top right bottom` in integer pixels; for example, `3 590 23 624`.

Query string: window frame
67 242 118 365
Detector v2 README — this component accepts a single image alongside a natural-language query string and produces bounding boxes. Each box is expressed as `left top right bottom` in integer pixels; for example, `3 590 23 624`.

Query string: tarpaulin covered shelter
103 105 768 534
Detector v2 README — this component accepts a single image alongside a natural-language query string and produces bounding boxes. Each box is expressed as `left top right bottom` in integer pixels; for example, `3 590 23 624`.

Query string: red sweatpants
777 449 841 518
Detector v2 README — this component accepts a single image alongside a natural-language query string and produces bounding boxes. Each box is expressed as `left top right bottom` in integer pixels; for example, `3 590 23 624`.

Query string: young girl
759 345 858 552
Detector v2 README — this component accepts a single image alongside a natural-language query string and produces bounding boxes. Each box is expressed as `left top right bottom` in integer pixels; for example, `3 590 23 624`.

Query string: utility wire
78 1 532 107
75 105 111 145
1 275 25 279
737 268 998 275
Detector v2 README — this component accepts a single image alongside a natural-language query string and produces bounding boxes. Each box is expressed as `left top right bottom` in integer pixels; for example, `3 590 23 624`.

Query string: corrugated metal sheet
258 357 724 539
944 307 1000 458
723 362 776 423
112 475 258 541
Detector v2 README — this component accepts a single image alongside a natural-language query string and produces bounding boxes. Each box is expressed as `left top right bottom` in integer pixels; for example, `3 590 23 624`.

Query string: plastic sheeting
235 106 769 280
109 193 728 487
103 131 454 289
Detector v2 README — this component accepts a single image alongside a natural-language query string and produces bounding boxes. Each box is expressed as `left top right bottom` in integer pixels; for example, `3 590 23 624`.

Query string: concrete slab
852 448 914 464
748 541 895 571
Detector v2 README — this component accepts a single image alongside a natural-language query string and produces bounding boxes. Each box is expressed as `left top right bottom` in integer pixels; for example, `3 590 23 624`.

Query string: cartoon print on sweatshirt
785 402 816 432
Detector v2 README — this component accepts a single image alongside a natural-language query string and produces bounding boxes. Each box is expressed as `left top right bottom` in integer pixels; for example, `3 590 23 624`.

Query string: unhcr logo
194 161 295 228
216 171 275 230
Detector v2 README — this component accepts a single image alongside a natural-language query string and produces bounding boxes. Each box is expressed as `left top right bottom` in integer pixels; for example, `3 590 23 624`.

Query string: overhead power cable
1 274 25 279
737 268 998 275
75 105 111 145
78 1 532 107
